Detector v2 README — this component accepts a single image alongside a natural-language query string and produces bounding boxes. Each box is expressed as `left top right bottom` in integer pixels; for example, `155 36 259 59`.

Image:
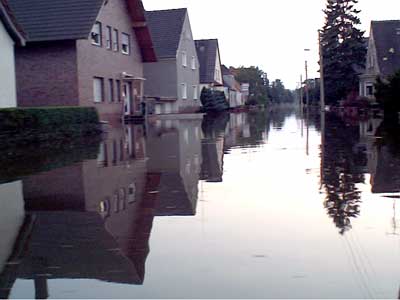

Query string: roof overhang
0 0 25 46
126 0 157 63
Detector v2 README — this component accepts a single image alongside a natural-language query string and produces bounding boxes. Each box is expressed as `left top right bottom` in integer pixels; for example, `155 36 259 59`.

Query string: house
144 8 200 115
359 20 400 101
221 65 244 108
195 39 224 93
0 0 25 108
8 0 156 123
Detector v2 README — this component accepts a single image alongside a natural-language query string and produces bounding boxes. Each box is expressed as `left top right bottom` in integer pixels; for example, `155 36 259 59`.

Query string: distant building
195 39 224 92
0 0 25 108
8 0 156 123
241 83 250 103
144 8 201 115
359 20 400 101
221 65 244 108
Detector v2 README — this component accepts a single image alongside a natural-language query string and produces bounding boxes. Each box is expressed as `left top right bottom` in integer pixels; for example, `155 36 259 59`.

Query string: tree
200 88 229 112
270 79 295 103
320 0 367 106
233 66 271 105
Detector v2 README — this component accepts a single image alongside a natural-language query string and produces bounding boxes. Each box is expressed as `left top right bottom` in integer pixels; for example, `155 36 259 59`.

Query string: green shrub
0 107 101 147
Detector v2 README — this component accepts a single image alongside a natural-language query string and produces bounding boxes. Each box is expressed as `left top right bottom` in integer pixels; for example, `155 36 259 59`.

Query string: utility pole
304 49 310 108
318 30 326 112
305 61 310 108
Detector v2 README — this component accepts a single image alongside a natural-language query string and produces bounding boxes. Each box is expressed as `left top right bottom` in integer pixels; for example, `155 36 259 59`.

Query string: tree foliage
320 0 367 105
233 66 270 105
200 88 229 112
269 79 295 103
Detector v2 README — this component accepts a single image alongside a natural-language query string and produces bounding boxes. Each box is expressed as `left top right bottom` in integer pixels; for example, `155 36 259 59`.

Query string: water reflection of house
0 181 25 274
146 117 202 215
200 114 229 183
0 125 155 298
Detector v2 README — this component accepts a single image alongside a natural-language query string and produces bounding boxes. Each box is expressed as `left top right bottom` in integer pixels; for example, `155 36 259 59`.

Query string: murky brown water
1 106 400 299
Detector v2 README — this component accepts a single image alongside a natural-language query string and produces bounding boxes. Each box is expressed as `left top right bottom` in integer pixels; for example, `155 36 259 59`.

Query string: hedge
0 107 101 145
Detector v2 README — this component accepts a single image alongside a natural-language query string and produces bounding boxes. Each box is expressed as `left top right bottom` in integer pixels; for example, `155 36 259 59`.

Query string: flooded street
2 107 400 299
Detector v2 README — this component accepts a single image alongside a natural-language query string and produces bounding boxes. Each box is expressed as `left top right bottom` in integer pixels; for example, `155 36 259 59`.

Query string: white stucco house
0 0 25 108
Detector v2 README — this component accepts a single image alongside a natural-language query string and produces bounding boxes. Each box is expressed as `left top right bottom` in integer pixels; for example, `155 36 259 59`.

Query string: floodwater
1 106 400 299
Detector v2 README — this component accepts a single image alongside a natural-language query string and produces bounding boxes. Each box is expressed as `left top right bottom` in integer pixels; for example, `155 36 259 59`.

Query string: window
116 80 121 102
193 85 198 100
181 83 187 99
91 22 102 46
108 79 114 102
106 26 112 49
93 77 104 103
97 142 108 167
112 140 117 165
182 51 187 67
112 29 119 51
366 84 374 96
121 33 130 54
191 56 196 70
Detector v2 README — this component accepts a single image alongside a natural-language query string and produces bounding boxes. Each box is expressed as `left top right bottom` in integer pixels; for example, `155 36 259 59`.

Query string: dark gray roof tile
8 0 104 41
372 20 400 77
195 39 219 84
145 8 186 59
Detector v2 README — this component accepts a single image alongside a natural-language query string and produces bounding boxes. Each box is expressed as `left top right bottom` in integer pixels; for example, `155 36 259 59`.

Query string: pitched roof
371 20 400 77
195 39 220 84
7 0 156 61
0 0 25 45
8 0 103 42
145 8 187 59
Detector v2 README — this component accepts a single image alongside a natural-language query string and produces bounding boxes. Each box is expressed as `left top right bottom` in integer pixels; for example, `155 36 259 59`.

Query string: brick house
0 0 25 108
8 0 156 123
359 20 400 101
144 8 201 115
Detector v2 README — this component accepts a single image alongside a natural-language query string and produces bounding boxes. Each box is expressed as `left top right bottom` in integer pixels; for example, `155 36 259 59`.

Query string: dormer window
121 33 130 55
182 51 187 67
91 22 102 46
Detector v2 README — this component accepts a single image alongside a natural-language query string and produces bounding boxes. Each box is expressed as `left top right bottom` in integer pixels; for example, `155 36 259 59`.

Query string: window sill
91 43 102 47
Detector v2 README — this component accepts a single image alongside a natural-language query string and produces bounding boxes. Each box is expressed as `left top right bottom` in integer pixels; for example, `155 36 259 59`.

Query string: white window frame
182 83 187 100
106 26 112 49
91 22 102 46
112 29 119 51
365 83 374 96
193 85 198 100
121 33 130 55
93 77 104 103
182 51 187 67
191 56 196 70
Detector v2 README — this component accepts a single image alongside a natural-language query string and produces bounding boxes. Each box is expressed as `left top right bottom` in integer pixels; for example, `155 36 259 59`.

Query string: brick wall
15 41 79 107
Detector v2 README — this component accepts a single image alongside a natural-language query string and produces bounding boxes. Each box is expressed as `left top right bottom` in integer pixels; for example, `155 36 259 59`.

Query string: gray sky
143 0 400 89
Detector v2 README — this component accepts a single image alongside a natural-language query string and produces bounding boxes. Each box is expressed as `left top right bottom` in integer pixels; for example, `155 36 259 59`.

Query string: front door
123 82 132 116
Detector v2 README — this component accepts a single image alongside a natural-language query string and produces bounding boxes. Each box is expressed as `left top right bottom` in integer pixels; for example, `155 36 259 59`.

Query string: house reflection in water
0 124 157 298
146 117 203 216
0 181 25 299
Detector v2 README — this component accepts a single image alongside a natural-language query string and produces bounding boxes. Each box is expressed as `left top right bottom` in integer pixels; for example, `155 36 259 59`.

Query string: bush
0 107 101 146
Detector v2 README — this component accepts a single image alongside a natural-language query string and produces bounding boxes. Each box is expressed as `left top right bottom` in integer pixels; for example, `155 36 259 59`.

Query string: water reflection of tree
322 114 366 235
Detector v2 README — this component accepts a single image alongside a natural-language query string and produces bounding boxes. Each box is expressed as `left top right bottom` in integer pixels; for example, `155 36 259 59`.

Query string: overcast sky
143 0 399 89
